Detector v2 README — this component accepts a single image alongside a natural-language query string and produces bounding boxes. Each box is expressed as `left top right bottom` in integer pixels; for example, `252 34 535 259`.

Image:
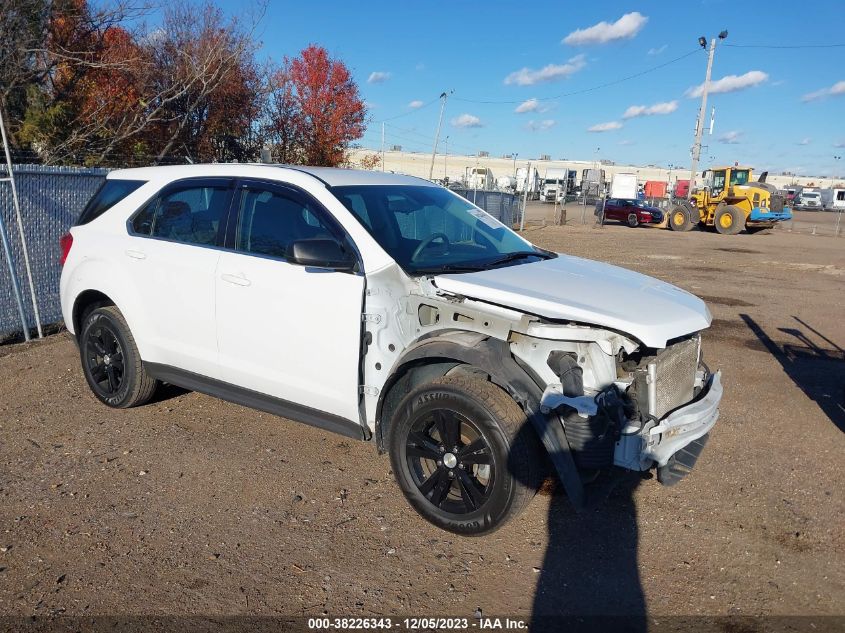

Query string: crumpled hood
434 254 711 348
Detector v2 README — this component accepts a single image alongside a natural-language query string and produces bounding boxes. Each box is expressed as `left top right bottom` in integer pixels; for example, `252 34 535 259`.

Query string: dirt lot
1 221 843 626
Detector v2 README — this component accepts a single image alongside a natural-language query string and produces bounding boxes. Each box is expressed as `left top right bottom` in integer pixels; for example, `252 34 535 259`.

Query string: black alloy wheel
389 375 543 535
405 408 495 514
85 322 125 397
78 306 157 408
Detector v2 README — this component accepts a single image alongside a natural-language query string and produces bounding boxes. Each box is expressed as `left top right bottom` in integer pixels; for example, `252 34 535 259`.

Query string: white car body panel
122 236 222 379
214 250 364 422
434 254 711 348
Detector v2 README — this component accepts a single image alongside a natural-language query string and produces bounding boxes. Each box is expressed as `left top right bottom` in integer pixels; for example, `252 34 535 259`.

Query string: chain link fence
450 189 519 227
1 164 109 340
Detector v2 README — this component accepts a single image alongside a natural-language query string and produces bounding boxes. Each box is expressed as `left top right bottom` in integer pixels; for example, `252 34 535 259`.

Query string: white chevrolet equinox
60 164 722 535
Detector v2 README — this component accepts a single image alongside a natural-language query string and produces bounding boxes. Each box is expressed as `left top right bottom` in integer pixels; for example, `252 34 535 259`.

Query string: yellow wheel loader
669 166 792 234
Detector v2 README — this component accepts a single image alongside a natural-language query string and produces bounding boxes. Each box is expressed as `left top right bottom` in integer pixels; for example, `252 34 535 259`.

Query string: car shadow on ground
740 314 845 433
510 424 647 632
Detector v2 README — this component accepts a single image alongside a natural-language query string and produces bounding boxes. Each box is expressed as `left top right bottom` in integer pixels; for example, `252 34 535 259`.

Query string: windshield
333 185 547 274
730 170 750 185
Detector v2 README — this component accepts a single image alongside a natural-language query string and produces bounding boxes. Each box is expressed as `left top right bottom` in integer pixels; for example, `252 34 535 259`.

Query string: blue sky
217 0 845 176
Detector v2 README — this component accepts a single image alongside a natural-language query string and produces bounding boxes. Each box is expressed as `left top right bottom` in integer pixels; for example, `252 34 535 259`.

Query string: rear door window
77 179 145 225
131 182 233 247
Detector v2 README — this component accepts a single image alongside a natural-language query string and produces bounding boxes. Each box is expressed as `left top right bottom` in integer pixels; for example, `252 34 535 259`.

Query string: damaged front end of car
521 327 721 489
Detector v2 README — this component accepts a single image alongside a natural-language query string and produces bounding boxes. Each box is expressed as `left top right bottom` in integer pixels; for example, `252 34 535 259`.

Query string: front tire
715 205 744 235
669 204 695 231
388 375 542 535
627 213 639 227
79 306 157 408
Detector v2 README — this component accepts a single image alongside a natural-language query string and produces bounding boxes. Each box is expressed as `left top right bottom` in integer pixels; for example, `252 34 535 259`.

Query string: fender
376 332 586 508
62 257 152 360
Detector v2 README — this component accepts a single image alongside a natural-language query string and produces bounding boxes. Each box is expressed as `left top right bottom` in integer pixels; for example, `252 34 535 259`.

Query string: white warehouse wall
346 147 843 190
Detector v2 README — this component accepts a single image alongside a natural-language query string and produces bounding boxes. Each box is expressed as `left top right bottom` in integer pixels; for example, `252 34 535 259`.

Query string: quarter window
77 179 145 225
236 188 336 259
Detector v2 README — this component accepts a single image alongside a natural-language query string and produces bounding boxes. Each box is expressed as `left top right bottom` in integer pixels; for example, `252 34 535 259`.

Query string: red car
598 198 665 227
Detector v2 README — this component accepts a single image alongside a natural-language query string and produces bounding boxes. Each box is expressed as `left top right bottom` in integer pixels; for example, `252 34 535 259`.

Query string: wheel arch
375 332 587 509
72 289 116 338
374 333 543 453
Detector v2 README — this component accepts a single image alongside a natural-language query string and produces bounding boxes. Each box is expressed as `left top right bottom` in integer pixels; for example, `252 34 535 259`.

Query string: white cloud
451 113 483 128
618 139 635 146
834 140 845 148
408 100 424 109
504 55 586 86
588 121 623 132
367 71 391 84
685 70 768 98
797 138 812 146
415 62 425 71
648 44 667 56
563 12 648 46
526 119 556 132
801 80 845 102
718 130 742 144
515 98 540 113
622 100 678 119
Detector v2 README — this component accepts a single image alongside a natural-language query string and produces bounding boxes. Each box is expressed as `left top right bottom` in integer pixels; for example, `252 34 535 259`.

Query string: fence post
0 109 43 338
520 161 530 231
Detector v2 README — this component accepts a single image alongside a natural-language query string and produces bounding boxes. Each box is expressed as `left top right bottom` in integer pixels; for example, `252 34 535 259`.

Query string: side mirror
289 238 356 271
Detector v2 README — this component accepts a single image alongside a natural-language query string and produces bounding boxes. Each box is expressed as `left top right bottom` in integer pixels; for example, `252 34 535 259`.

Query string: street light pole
689 31 727 200
429 91 450 181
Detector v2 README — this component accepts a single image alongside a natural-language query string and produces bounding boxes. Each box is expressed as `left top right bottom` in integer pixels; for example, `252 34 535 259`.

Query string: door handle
125 249 146 260
221 273 251 287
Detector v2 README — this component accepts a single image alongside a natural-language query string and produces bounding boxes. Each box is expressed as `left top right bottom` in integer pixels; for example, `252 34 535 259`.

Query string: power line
374 96 441 122
384 123 479 155
452 49 701 105
723 43 845 49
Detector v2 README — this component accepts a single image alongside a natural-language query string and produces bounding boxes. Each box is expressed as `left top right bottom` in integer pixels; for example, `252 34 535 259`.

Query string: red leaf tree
266 44 367 167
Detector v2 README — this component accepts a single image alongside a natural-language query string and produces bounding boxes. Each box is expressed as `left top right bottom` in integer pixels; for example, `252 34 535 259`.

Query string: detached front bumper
643 370 722 469
749 207 792 223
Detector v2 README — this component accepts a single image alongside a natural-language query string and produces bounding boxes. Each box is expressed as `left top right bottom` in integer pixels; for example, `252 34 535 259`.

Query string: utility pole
381 122 385 172
689 31 727 200
429 91 450 181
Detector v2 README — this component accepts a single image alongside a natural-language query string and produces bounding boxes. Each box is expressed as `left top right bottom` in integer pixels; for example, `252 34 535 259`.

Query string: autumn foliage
1 1 368 167
264 45 367 167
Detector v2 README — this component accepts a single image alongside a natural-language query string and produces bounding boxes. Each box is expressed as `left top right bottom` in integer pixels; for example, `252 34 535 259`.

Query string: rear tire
714 205 744 235
79 306 157 408
388 375 543 535
669 204 695 231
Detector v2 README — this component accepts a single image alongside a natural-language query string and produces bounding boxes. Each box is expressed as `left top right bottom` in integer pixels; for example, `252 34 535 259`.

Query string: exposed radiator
648 336 700 419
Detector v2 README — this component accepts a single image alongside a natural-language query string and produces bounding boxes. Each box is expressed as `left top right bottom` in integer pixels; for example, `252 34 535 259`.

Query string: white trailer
468 167 494 190
580 168 606 198
516 166 541 200
541 168 569 202
496 175 517 191
831 188 845 210
610 172 638 200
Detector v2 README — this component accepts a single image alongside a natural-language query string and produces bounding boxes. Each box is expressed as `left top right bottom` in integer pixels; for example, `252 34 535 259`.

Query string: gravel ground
0 221 843 625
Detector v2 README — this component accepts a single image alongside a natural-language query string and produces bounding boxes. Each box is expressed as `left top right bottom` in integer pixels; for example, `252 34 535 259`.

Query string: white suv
60 165 722 535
